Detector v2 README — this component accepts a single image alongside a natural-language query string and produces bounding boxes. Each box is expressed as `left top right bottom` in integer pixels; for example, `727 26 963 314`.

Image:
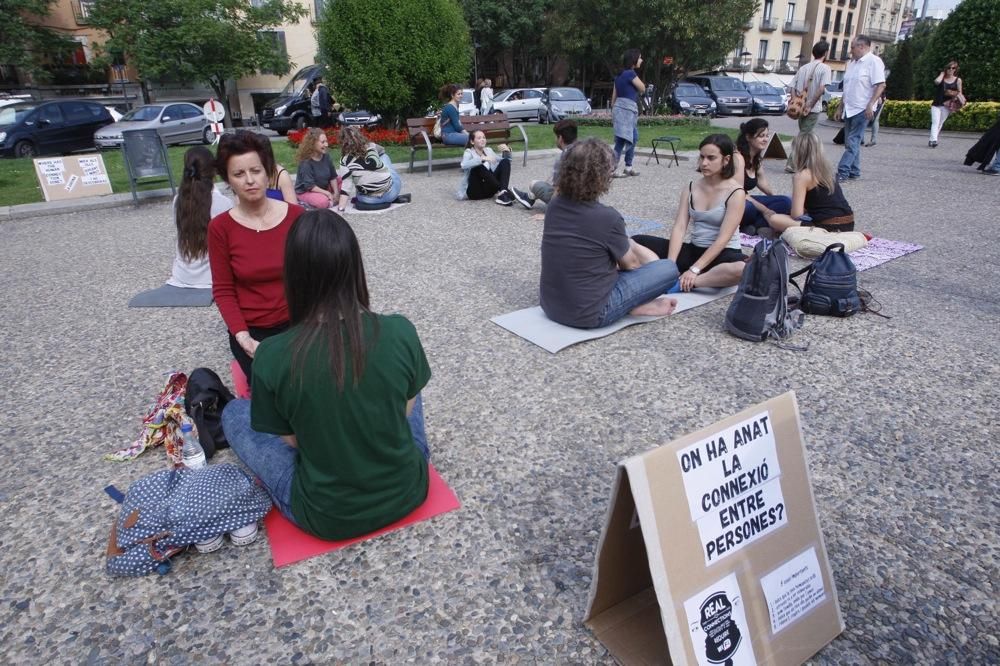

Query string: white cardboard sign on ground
584 392 843 665
33 153 112 202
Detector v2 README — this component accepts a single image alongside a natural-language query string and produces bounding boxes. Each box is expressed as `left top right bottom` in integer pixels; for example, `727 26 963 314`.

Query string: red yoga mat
263 463 460 567
230 360 251 399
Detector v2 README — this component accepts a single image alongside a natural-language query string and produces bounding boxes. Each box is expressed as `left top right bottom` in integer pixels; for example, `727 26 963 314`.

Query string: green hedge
576 114 711 128
826 98 1000 132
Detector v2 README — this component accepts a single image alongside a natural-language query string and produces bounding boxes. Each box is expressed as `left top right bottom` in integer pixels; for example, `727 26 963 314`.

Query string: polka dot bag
106 464 272 577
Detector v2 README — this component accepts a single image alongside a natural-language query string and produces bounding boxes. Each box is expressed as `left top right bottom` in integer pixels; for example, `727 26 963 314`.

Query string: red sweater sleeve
208 212 248 334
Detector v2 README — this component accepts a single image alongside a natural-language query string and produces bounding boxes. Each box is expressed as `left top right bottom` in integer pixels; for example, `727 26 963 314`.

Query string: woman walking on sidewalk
929 60 964 148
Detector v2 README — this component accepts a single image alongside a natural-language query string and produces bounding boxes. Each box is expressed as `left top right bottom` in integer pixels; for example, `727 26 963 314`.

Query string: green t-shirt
250 313 431 540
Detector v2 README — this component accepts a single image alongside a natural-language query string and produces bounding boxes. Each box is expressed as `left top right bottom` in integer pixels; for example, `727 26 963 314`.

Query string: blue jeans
357 155 402 206
595 259 679 328
441 131 469 147
989 149 1000 171
742 194 792 233
222 394 429 525
614 126 639 168
837 113 868 179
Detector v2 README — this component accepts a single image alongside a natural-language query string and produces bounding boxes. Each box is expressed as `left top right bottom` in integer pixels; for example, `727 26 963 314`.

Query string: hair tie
185 165 199 179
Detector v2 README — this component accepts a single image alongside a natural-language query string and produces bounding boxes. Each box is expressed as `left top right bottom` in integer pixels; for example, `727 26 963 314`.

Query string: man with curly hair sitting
539 138 679 329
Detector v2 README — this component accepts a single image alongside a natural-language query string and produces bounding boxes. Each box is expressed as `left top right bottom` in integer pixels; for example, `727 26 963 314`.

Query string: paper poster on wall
33 154 113 202
584 392 844 666
760 548 828 634
684 573 757 666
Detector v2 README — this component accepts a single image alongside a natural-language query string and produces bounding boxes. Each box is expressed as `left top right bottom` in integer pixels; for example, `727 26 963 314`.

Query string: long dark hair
737 118 769 174
284 209 376 389
175 146 216 261
699 134 737 180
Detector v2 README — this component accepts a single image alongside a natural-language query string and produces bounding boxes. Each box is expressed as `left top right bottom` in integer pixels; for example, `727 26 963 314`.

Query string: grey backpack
725 239 804 345
106 465 272 577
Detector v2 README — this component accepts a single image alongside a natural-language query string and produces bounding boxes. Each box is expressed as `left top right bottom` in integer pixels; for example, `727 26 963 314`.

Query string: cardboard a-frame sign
585 392 843 665
33 154 112 202
763 134 787 160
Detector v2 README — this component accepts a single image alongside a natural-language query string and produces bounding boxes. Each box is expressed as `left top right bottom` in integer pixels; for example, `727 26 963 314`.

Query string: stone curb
1 147 691 222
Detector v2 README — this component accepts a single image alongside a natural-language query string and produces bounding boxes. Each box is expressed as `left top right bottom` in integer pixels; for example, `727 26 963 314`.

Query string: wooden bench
406 113 529 176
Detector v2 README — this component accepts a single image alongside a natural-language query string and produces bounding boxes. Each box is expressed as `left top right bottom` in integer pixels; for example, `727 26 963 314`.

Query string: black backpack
725 239 804 343
184 368 236 459
789 243 861 317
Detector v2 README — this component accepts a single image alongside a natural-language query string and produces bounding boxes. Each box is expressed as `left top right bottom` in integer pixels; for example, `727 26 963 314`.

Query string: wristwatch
690 266 702 275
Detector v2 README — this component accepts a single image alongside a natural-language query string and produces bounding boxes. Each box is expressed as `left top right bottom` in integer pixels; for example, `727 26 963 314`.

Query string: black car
0 99 114 158
684 76 753 116
744 82 787 115
669 83 717 117
260 65 325 135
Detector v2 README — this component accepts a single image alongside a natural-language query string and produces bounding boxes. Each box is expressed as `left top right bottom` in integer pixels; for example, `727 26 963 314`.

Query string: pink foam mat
263 464 460 567
739 233 923 272
230 360 250 399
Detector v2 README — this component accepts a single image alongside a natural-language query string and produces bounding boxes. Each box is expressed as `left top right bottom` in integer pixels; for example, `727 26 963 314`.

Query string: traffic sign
203 99 226 122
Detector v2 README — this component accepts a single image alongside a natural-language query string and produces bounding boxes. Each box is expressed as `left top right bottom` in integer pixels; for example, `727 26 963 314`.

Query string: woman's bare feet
630 296 678 317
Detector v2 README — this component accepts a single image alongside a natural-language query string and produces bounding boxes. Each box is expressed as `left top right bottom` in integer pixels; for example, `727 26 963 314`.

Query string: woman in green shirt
222 209 432 540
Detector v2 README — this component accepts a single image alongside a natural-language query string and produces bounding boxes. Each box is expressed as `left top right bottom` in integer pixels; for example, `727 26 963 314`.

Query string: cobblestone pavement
0 121 997 663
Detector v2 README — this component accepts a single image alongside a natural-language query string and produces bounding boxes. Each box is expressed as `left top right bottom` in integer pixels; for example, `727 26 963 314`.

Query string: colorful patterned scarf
106 372 189 464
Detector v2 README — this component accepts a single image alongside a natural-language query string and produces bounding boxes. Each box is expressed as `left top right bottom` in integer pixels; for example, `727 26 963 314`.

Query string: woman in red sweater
209 131 305 380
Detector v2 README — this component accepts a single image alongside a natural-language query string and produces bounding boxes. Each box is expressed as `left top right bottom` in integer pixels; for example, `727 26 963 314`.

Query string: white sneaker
612 168 627 178
194 534 224 554
229 523 259 546
625 167 640 177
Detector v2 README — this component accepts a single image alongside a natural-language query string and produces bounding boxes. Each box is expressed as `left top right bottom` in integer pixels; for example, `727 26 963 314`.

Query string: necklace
240 200 273 233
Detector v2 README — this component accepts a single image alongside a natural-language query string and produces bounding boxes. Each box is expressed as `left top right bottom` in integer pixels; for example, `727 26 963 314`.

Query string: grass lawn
0 123 740 208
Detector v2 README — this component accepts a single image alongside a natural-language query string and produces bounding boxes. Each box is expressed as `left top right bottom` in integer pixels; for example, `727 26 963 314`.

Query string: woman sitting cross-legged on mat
734 118 791 237
332 125 406 211
294 128 339 209
539 138 679 329
222 209 432 540
209 132 305 381
168 146 233 289
459 129 534 206
632 134 748 292
751 132 856 234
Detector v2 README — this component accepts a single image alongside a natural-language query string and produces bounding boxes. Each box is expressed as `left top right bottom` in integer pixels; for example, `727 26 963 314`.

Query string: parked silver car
488 88 545 121
94 102 213 148
538 87 592 123
821 81 844 110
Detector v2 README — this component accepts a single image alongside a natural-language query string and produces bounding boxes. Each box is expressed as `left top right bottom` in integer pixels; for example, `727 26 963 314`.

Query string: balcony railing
783 19 811 33
726 57 751 72
72 0 96 24
754 58 776 73
760 17 778 30
868 27 898 41
777 59 800 74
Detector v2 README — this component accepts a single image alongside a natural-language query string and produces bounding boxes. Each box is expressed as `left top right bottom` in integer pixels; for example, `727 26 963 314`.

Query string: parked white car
459 88 477 115
487 88 546 121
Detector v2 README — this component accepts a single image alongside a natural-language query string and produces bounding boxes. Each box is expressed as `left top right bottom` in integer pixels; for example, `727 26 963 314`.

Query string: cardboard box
585 392 843 665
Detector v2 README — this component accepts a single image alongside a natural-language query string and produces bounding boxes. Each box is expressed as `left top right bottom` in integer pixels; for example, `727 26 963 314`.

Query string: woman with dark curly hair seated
539 138 679 329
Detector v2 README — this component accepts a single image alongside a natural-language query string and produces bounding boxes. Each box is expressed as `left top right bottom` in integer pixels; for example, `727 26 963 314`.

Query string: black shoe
510 187 535 209
393 193 412 204
495 190 514 205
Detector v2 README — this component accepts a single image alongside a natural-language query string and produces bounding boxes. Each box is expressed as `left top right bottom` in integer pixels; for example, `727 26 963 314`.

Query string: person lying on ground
540 138 679 328
632 134 747 292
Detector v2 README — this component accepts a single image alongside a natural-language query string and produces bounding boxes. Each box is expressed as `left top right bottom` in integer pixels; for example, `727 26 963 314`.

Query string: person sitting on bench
332 126 405 211
752 132 856 233
438 84 469 147
222 209 431 541
632 134 747 292
539 138 679 329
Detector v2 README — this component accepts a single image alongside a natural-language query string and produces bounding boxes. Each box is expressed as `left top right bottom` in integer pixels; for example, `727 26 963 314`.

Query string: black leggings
632 235 746 274
466 161 511 200
228 322 290 384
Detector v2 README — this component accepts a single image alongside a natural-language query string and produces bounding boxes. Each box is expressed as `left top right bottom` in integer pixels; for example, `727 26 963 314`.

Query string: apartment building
724 0 813 87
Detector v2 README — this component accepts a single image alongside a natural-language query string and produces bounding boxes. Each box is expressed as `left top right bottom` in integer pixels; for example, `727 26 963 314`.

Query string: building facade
724 0 813 87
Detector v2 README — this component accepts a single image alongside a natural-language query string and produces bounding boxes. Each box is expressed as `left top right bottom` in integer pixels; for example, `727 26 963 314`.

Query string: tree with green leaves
461 0 553 86
88 0 306 118
913 0 1000 101
0 0 74 78
884 37 914 100
544 0 757 110
317 0 471 126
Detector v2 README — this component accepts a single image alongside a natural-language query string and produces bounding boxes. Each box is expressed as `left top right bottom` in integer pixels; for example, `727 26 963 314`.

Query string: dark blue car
744 82 787 115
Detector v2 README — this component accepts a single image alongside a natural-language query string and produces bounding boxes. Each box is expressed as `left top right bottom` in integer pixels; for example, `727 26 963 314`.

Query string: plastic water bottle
180 422 207 469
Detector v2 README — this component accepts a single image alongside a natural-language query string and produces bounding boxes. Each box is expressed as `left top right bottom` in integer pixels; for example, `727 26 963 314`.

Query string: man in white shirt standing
835 35 886 182
786 40 832 172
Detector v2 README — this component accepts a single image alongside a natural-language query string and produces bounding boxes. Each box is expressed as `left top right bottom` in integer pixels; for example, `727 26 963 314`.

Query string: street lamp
740 51 752 83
